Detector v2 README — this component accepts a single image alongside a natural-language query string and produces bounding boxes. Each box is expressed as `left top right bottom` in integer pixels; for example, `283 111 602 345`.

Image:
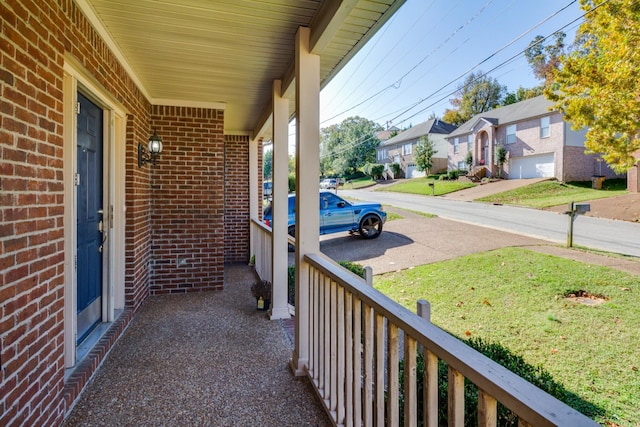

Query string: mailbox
575 203 590 214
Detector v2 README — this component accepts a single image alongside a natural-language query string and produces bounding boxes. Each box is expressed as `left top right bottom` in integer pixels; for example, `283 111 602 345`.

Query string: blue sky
318 0 585 131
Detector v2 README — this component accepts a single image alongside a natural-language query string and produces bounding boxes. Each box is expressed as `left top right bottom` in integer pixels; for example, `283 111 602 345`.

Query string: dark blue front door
76 92 103 344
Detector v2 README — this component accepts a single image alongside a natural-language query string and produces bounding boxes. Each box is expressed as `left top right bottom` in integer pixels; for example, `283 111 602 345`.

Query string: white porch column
249 136 259 255
290 26 320 376
270 80 291 320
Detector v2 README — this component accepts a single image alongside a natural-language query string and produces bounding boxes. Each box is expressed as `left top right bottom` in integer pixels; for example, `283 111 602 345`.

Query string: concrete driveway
290 207 547 275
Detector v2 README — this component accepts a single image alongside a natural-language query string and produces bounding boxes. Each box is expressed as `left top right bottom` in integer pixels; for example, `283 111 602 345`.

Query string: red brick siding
224 135 251 263
1 1 153 425
148 106 225 294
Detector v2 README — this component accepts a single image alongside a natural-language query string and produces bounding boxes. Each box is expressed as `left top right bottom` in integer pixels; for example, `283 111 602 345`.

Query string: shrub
390 163 402 177
398 337 568 426
447 169 463 180
288 173 296 192
287 261 366 306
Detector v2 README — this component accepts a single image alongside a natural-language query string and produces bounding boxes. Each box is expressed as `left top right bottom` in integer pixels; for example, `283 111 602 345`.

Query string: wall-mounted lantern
138 129 163 167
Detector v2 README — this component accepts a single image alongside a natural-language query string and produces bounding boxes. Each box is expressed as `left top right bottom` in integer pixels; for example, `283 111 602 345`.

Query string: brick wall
563 146 623 182
1 1 151 425
3 0 251 423
148 106 225 294
224 135 251 263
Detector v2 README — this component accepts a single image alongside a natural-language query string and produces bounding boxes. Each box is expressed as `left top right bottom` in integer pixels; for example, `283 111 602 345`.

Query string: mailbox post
565 201 590 247
427 181 435 196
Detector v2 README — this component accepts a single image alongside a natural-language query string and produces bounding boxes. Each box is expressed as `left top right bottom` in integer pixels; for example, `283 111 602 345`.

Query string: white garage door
509 153 555 179
406 165 425 178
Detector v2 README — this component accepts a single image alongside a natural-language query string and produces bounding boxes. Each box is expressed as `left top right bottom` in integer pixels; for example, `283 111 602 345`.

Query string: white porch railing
250 219 272 282
302 252 598 427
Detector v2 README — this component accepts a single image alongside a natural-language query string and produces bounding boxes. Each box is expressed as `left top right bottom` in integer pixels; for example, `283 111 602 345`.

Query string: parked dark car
263 191 386 249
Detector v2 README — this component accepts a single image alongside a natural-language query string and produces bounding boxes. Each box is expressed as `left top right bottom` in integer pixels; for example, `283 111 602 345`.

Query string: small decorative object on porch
251 280 272 310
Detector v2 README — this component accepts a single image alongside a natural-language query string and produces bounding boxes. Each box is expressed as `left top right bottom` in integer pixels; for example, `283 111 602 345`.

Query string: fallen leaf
464 330 471 336
632 366 638 371
483 299 491 306
560 336 566 340
621 287 631 291
550 348 558 354
459 315 466 320
456 301 464 307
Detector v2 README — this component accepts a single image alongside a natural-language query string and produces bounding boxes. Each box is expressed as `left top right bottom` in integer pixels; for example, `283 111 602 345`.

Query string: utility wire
320 0 608 159
321 0 492 124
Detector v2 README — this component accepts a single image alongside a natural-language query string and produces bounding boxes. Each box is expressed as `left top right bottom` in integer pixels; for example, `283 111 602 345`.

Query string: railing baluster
404 335 417 427
478 388 497 427
318 271 325 394
337 285 346 424
363 303 374 426
448 367 465 427
309 266 317 379
345 290 353 427
375 313 385 425
323 275 331 403
330 279 338 415
424 349 438 427
518 419 533 427
387 323 399 427
353 295 362 425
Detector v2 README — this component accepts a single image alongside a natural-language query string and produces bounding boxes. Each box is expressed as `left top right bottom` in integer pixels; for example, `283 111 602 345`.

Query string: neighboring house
375 126 399 145
376 119 457 178
446 95 625 182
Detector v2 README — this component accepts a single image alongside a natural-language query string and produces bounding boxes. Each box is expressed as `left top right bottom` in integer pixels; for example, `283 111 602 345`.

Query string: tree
414 135 436 175
525 32 566 83
546 0 640 172
320 116 383 176
447 71 506 124
502 86 544 106
263 148 272 179
495 146 507 178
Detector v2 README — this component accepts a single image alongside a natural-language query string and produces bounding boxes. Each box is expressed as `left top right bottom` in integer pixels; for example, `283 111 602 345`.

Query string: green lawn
375 177 475 196
477 179 627 208
342 176 377 189
374 247 639 426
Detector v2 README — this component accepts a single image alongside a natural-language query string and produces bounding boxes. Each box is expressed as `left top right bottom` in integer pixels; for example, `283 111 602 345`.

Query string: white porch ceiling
79 0 405 137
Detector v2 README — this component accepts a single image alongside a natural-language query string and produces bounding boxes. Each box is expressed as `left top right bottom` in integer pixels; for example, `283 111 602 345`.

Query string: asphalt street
339 189 640 258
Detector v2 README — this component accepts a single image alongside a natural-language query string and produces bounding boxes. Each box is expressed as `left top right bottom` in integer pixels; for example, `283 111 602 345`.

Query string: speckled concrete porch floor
63 265 330 427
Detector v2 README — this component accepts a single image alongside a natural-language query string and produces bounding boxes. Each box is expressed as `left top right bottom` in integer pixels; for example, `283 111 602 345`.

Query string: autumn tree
546 0 640 172
320 116 382 177
525 32 566 84
414 135 436 175
446 71 506 125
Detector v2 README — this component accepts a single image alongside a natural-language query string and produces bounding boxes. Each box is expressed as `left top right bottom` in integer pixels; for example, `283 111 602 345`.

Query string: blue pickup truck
264 191 386 249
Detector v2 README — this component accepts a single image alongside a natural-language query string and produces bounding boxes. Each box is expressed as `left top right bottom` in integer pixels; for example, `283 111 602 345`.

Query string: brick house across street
376 118 457 178
446 95 627 184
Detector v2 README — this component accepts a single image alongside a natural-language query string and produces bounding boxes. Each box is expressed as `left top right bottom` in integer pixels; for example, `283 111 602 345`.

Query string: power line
319 1 604 160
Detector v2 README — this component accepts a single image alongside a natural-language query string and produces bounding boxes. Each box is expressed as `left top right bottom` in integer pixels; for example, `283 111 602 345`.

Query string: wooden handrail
303 252 598 427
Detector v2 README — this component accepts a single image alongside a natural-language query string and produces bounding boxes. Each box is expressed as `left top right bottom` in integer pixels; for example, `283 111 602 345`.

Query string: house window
457 161 466 170
453 137 459 153
403 143 412 155
506 124 517 144
540 116 550 138
467 134 473 145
